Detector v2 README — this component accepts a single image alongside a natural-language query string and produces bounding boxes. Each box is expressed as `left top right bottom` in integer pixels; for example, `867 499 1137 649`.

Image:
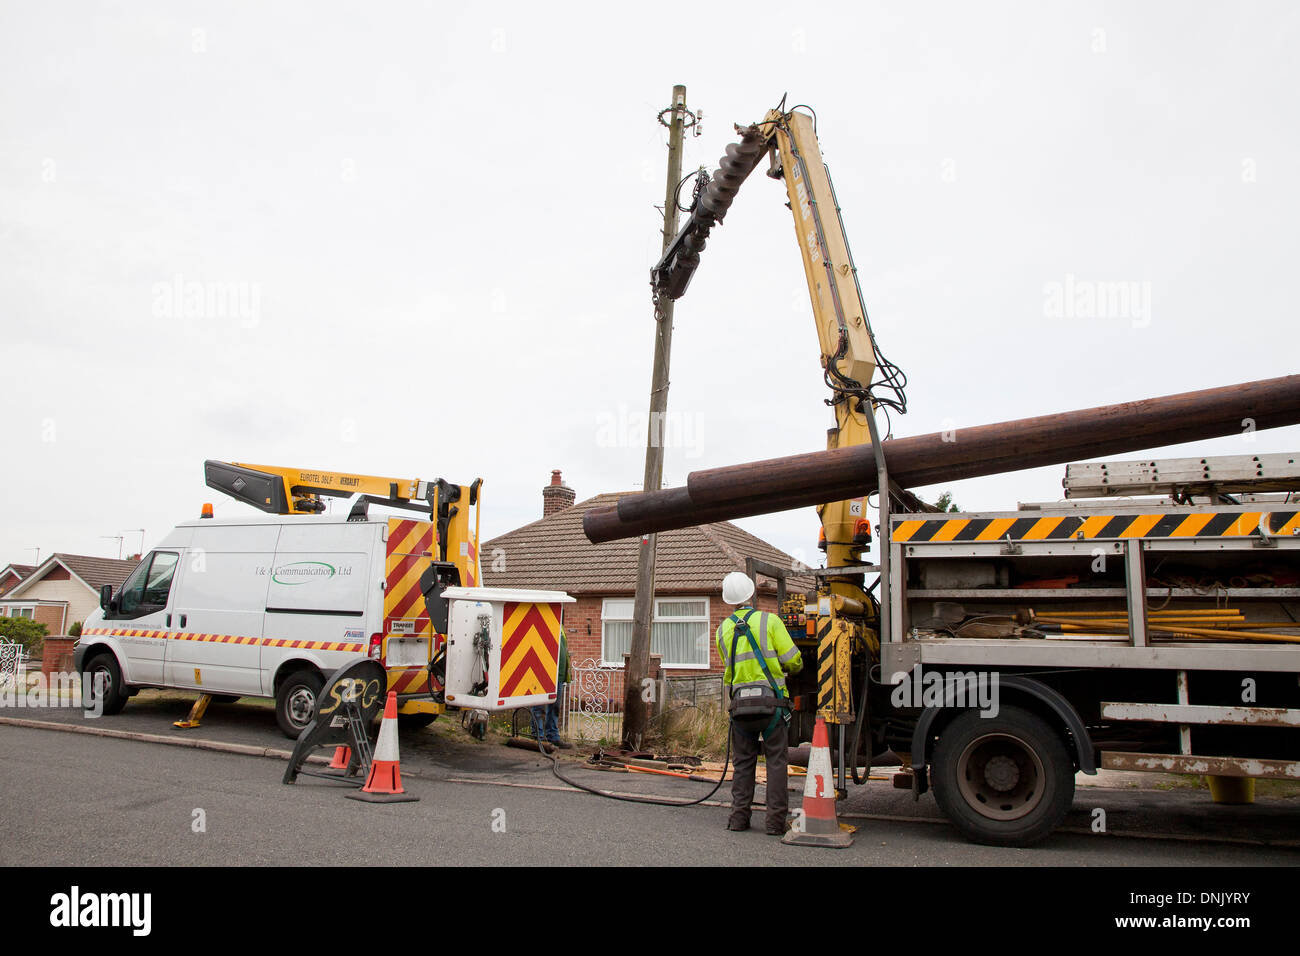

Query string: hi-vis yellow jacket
715 607 803 699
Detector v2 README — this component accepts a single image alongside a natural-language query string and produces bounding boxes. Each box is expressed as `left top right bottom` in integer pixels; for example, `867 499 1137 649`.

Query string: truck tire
275 670 323 739
82 651 128 716
930 705 1074 847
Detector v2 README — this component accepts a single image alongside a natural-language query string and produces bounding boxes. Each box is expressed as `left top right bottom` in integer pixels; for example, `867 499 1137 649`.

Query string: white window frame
6 605 35 619
600 596 711 669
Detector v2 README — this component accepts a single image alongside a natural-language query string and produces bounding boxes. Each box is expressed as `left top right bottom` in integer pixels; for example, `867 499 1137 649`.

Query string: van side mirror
100 584 112 611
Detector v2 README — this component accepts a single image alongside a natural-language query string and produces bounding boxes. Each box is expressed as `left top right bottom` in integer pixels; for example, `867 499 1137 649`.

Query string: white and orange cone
782 716 853 848
347 692 419 803
329 745 352 770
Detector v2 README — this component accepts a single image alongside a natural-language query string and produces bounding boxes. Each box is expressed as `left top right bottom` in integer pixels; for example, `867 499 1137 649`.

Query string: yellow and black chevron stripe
815 617 835 714
814 617 855 722
892 510 1300 544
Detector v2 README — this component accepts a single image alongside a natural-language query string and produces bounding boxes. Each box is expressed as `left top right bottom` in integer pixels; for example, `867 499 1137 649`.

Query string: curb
0 715 332 766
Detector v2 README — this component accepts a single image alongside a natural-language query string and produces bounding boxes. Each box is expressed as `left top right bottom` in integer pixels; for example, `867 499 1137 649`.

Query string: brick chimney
542 470 576 517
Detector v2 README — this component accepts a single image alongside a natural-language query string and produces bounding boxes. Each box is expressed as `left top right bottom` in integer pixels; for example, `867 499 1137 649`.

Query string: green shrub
0 617 48 652
68 620 82 638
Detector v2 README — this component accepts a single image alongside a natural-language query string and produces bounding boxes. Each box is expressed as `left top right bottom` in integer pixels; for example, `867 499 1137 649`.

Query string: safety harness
725 609 790 737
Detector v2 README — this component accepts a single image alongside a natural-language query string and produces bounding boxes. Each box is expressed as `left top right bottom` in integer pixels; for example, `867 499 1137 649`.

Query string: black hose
847 663 872 785
538 721 735 808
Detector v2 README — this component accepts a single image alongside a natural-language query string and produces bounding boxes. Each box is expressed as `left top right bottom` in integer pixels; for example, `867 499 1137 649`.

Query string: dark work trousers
729 718 789 828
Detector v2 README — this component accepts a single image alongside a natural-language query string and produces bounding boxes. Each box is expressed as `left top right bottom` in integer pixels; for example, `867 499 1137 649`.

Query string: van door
165 523 277 695
262 522 375 695
102 548 186 685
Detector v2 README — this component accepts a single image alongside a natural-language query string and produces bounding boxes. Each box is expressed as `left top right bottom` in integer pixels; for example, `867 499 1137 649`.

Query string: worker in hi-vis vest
715 571 805 834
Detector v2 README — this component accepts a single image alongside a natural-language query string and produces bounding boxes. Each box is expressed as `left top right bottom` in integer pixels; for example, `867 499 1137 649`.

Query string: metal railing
0 642 26 691
561 658 622 743
508 659 624 743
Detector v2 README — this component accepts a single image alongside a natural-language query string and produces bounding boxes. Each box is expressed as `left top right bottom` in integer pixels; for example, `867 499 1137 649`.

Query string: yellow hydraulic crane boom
203 459 484 585
652 99 906 769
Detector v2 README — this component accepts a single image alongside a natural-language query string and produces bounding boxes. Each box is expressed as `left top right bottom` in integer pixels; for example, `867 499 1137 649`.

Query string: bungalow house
0 564 35 597
0 553 141 635
481 472 815 692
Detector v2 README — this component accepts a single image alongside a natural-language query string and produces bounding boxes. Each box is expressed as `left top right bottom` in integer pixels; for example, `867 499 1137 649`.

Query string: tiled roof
0 564 35 596
481 493 815 595
56 554 142 591
3 554 141 599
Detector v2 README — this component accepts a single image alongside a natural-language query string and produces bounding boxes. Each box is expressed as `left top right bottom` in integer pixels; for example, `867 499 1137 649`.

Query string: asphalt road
3 725 1299 866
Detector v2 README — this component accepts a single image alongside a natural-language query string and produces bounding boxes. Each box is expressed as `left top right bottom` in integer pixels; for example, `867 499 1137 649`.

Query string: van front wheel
82 652 128 716
275 670 323 739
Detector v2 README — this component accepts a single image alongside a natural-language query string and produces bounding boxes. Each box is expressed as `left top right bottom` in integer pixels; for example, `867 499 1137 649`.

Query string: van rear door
165 523 276 695
383 517 439 697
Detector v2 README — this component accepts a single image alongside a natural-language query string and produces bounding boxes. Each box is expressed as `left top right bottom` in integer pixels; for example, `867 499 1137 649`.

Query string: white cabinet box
441 587 574 711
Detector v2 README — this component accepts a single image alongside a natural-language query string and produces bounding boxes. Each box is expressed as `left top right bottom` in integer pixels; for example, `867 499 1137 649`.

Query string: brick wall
33 603 66 635
41 637 76 684
559 589 784 706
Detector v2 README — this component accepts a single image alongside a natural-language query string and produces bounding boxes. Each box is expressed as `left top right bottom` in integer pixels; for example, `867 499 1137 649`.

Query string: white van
75 511 457 737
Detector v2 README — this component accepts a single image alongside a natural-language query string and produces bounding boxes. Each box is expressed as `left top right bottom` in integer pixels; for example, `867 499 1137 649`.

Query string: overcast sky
3 1 1298 572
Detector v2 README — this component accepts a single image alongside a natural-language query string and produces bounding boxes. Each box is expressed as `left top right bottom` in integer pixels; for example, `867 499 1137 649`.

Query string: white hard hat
722 571 756 605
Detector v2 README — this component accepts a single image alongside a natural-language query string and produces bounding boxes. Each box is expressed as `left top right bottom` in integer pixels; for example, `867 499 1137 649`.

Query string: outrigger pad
282 659 387 785
346 789 419 804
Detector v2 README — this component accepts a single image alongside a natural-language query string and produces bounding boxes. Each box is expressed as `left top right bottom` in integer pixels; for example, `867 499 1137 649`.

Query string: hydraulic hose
538 719 736 808
847 651 873 785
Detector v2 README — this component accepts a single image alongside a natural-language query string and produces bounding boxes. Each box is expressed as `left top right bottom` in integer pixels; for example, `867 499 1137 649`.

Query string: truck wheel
930 705 1074 847
82 652 128 716
397 712 438 731
275 670 323 739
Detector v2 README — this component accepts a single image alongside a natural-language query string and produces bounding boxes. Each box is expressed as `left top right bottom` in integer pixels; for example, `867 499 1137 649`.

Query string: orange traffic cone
782 717 853 848
329 746 352 770
347 692 419 803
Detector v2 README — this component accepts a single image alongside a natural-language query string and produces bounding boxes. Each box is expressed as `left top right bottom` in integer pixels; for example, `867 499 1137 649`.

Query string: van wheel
275 671 323 739
82 652 128 716
930 705 1074 847
397 713 438 731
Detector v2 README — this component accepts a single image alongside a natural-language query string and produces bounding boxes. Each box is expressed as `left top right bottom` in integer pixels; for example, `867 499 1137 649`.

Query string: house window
8 607 34 619
601 597 710 668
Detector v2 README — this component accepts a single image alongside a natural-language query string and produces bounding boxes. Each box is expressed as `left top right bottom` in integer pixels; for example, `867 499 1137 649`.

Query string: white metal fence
560 657 621 743
0 641 26 691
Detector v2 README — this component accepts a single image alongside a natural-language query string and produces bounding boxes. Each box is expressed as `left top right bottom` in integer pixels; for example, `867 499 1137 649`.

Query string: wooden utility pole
622 84 687 749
